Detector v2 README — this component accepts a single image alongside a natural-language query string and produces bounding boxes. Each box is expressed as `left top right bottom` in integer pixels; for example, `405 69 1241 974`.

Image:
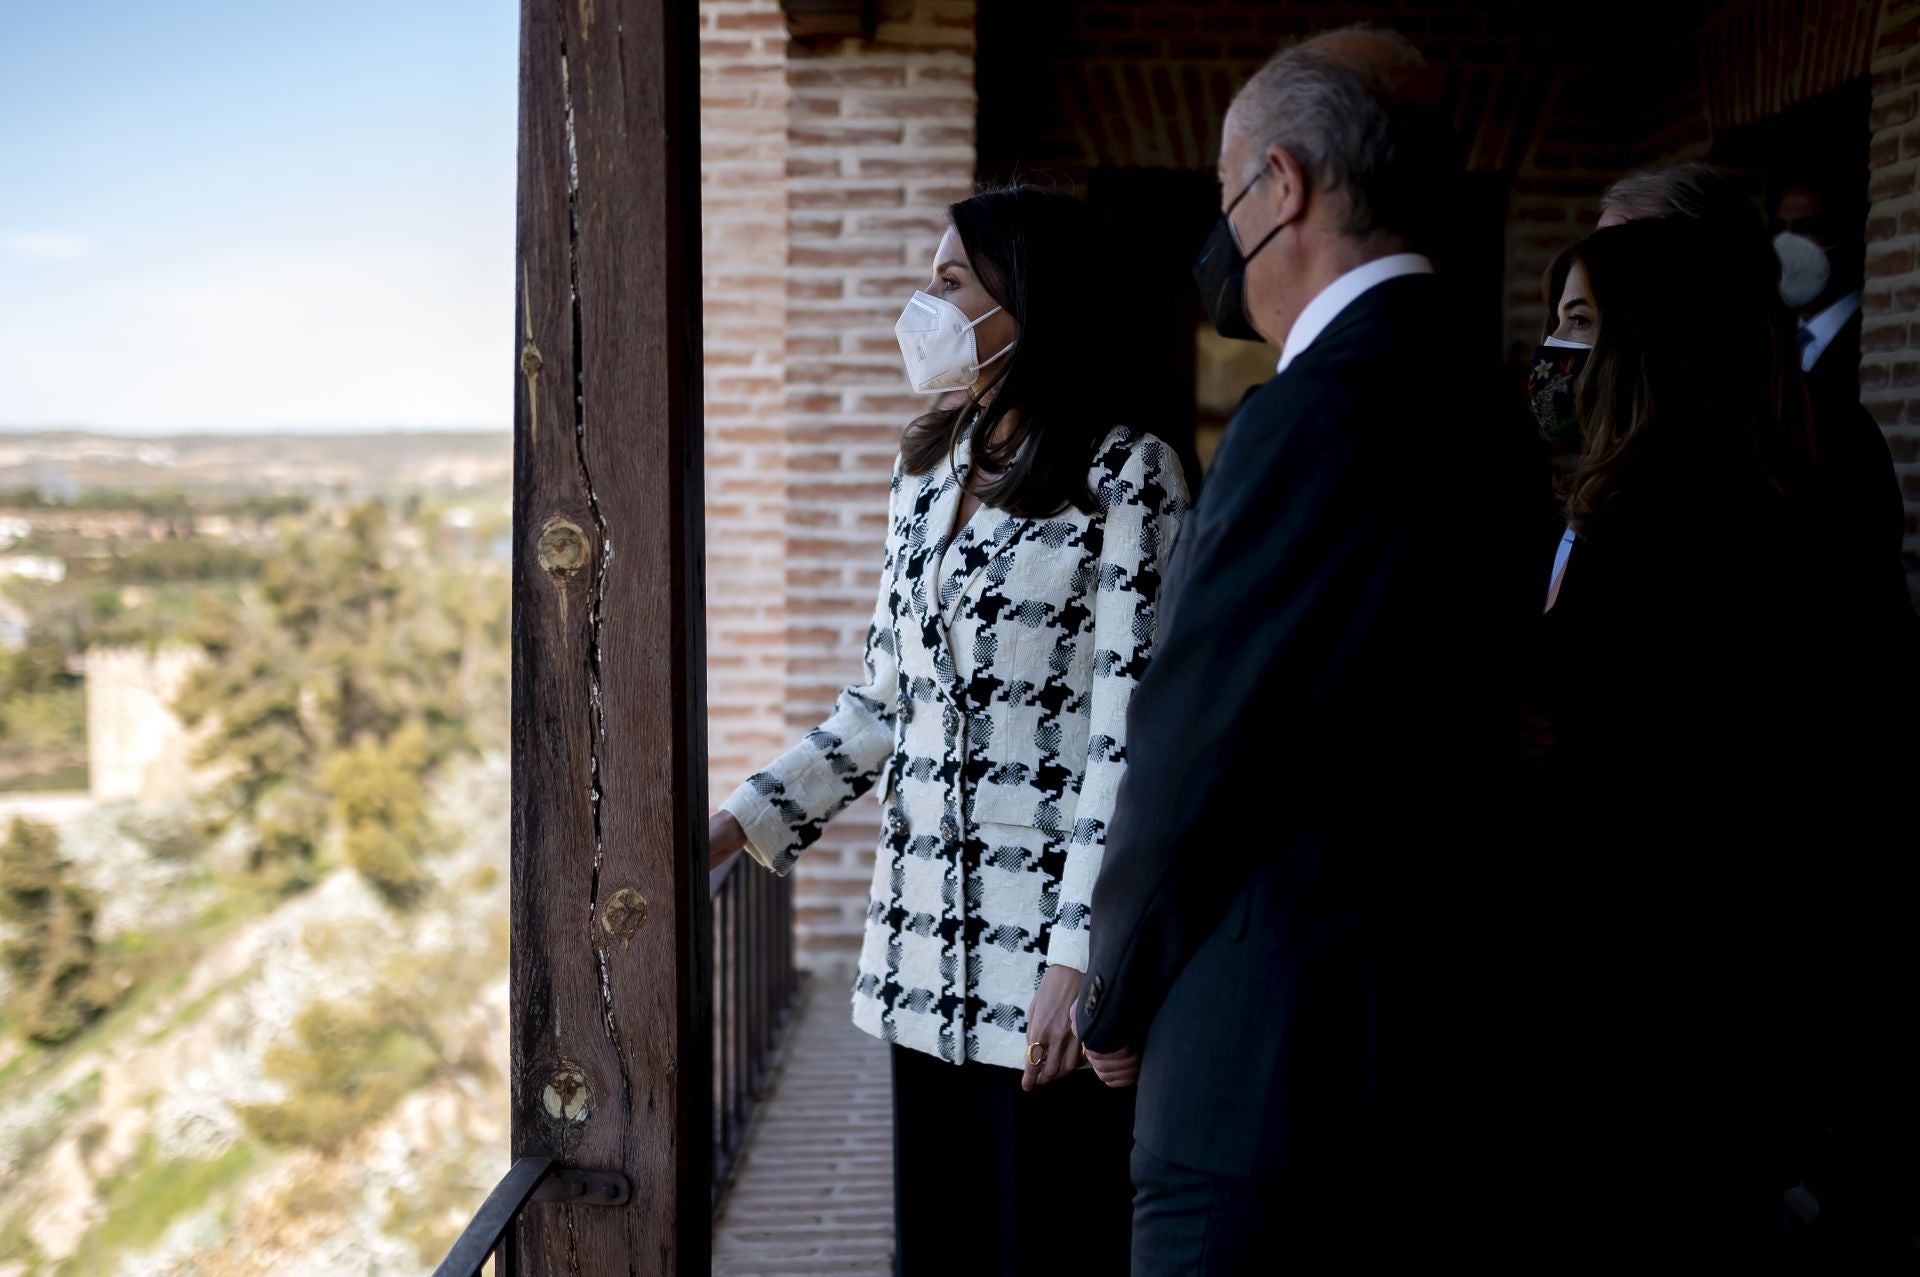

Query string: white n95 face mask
893 291 1013 394
1775 231 1831 309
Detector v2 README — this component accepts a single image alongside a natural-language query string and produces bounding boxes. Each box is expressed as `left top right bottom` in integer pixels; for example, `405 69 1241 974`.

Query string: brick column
783 0 977 964
701 0 793 813
1863 2 1920 588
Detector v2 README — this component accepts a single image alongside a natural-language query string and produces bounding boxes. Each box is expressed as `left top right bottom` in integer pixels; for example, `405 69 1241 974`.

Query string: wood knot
601 888 648 948
542 1061 591 1125
537 517 588 625
520 340 543 380
537 517 588 576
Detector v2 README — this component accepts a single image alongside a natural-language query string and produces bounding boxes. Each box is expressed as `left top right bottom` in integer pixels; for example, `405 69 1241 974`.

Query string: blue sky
0 1 518 433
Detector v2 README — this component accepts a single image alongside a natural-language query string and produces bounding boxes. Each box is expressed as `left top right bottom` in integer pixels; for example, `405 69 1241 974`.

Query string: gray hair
1599 162 1778 284
1601 163 1754 228
1226 28 1449 245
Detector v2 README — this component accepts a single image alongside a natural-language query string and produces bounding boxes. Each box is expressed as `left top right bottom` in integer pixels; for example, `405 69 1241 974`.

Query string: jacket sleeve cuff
1045 925 1091 974
1075 968 1121 1051
720 783 792 876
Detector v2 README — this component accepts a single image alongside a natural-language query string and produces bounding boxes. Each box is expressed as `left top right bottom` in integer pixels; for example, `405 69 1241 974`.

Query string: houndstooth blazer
722 426 1189 1069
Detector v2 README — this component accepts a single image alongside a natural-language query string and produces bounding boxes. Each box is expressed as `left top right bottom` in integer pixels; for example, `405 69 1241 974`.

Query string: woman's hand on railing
708 811 747 869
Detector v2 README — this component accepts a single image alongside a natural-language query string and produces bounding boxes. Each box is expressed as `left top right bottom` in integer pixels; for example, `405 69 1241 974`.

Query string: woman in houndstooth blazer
709 186 1187 1274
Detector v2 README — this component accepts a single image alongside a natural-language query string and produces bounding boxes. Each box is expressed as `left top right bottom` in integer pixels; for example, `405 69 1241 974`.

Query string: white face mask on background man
1774 230 1831 309
893 291 1013 394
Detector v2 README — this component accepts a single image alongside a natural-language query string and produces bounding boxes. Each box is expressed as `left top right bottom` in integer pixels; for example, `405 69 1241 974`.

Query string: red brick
789 65 909 88
1867 247 1917 278
714 9 785 31
1877 89 1920 132
845 94 973 118
913 124 975 147
856 156 971 178
791 124 906 147
790 187 906 210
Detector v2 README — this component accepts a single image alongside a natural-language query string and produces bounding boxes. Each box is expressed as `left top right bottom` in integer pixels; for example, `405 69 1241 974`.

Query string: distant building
0 555 67 583
84 645 212 805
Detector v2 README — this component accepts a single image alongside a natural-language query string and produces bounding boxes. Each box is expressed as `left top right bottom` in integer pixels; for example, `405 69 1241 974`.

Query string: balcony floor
713 974 895 1275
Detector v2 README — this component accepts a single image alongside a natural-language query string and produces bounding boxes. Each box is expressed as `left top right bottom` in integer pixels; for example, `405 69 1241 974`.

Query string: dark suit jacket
1804 310 1918 744
1077 275 1548 1203
1512 448 1860 1257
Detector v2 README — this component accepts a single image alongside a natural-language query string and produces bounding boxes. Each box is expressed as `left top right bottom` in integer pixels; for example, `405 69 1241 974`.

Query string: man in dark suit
1773 180 1920 1266
1072 29 1549 1272
1774 181 1913 649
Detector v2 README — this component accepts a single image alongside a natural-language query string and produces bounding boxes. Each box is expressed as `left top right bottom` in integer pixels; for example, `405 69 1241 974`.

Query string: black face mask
1194 168 1287 342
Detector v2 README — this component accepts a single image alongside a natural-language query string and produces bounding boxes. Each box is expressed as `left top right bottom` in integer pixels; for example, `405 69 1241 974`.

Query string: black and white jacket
723 426 1189 1068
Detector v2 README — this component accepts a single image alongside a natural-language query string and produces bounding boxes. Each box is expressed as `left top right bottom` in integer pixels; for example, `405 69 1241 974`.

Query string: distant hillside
0 432 511 499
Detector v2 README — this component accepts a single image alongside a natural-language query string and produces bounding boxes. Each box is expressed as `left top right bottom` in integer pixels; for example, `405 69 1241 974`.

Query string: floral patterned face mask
1528 336 1591 447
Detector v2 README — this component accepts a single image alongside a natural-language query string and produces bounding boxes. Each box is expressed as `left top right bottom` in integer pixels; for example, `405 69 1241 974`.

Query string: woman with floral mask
1528 248 1595 474
1513 216 1851 1263
707 185 1189 1273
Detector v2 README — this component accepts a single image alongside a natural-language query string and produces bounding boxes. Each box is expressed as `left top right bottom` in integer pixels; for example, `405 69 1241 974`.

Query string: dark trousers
891 1044 1133 1277
1130 1143 1370 1276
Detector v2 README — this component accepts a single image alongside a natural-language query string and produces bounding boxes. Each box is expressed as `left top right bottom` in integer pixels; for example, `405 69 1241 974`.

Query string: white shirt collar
1276 253 1435 374
1799 291 1861 373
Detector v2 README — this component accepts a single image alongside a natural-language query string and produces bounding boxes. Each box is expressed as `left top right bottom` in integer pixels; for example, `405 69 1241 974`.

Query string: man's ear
1266 145 1307 229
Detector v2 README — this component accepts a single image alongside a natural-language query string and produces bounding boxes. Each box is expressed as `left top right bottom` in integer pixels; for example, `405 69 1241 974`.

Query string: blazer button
1084 975 1103 1015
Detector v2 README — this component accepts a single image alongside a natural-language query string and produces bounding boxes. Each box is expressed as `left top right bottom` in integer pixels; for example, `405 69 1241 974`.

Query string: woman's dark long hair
899 186 1115 518
1563 218 1815 538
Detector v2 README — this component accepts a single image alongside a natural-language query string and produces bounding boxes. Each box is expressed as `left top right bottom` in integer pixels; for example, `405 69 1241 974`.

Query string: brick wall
701 0 977 966
1503 38 1710 359
1862 0 1920 563
701 0 793 822
780 0 977 963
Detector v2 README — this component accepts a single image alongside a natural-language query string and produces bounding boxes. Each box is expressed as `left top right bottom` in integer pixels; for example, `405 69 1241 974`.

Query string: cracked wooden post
510 0 710 1272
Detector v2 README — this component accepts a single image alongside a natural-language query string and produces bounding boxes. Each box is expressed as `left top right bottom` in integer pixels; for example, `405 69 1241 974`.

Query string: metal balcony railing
433 852 801 1275
711 847 802 1199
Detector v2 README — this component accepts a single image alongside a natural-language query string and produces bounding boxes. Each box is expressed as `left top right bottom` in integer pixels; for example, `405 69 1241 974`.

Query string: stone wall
84 645 206 806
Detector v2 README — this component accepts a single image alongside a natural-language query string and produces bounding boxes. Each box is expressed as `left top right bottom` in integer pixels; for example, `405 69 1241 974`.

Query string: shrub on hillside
0 817 123 1043
237 998 438 1154
323 721 440 907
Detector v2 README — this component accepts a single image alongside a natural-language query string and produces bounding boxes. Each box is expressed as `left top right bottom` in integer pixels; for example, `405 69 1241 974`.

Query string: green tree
176 500 480 893
0 817 120 1043
107 540 261 585
323 721 439 906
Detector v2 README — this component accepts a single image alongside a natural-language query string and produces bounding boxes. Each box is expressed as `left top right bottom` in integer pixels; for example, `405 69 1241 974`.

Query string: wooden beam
510 0 710 1272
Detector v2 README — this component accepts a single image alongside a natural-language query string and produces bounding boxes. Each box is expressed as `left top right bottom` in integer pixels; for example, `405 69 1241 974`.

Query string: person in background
1073 28 1547 1272
1774 179 1867 419
1771 176 1915 643
1595 161 1918 1266
1524 215 1907 1265
706 185 1188 1275
1600 164 1911 675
